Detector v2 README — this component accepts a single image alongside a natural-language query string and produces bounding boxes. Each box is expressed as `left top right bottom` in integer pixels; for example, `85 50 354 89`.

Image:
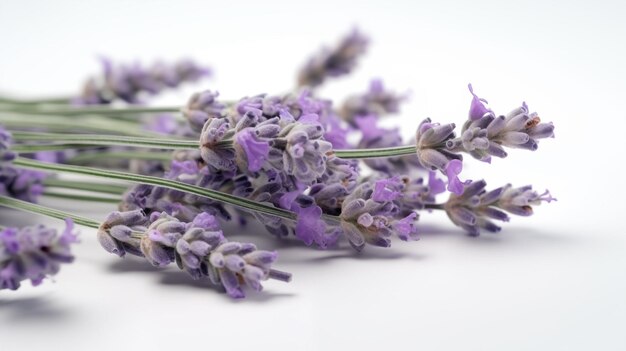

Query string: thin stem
0 195 101 228
43 178 128 195
66 150 172 164
11 131 198 150
5 105 181 116
0 114 153 137
12 130 419 161
42 191 121 203
13 157 298 221
334 145 417 159
0 95 71 105
424 203 444 210
11 144 103 152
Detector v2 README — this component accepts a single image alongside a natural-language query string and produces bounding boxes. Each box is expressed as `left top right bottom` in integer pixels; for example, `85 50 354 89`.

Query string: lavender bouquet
0 30 555 299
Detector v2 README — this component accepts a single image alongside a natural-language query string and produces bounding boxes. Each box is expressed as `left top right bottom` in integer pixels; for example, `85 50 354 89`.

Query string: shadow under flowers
0 295 75 324
105 256 296 302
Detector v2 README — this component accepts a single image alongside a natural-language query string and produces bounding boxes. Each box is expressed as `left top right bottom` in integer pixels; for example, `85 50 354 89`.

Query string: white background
1 0 625 350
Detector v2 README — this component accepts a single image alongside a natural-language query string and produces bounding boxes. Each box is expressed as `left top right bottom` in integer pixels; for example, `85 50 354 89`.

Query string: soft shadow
105 258 295 302
0 296 74 323
158 270 296 302
107 257 163 273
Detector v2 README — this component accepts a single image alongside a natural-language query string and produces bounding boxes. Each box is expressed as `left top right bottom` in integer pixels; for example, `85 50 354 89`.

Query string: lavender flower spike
297 29 369 87
340 79 408 123
1 219 78 290
99 210 291 298
443 180 555 236
338 179 419 251
447 99 555 162
76 58 211 105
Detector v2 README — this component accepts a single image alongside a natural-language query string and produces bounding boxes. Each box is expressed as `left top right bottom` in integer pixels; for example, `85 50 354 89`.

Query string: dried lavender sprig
425 180 556 236
297 29 369 87
0 217 78 290
98 210 291 298
75 58 211 105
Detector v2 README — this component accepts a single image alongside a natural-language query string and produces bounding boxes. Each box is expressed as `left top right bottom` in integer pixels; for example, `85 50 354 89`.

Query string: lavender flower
1 219 78 290
0 125 47 202
337 179 419 251
468 84 493 121
182 90 226 133
443 180 556 236
75 58 211 105
446 86 555 162
297 29 369 87
414 118 467 194
99 210 291 298
340 79 407 123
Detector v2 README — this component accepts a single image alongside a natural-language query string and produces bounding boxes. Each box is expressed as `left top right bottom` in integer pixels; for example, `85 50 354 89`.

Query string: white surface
1 0 625 350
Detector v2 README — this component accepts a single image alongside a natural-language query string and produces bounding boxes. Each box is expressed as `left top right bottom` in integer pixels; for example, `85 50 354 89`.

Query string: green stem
14 157 297 221
43 178 128 195
42 191 121 203
424 203 444 210
66 150 172 164
0 114 152 137
0 195 101 228
0 95 71 105
11 129 418 160
334 145 417 159
5 105 181 116
11 131 198 150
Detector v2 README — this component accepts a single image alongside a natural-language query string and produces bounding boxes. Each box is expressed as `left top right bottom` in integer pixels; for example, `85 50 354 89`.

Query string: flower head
76 58 211 105
1 219 78 290
297 29 369 87
340 79 407 123
100 210 291 298
443 180 555 236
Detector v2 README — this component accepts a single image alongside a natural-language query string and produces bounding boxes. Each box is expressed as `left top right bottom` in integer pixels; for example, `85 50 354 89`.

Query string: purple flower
443 180 555 236
75 58 211 105
428 171 446 196
101 211 291 298
0 126 47 203
337 180 418 251
297 29 369 87
392 212 419 241
340 79 408 123
447 99 555 161
372 176 403 202
183 90 226 132
444 159 469 195
1 219 78 290
234 128 270 172
414 119 465 194
468 84 493 121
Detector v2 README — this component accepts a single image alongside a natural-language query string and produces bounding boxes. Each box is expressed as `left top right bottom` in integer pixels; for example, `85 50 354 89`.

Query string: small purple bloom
468 84 493 121
428 171 446 195
393 212 419 241
445 159 469 195
372 176 403 202
235 128 270 172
